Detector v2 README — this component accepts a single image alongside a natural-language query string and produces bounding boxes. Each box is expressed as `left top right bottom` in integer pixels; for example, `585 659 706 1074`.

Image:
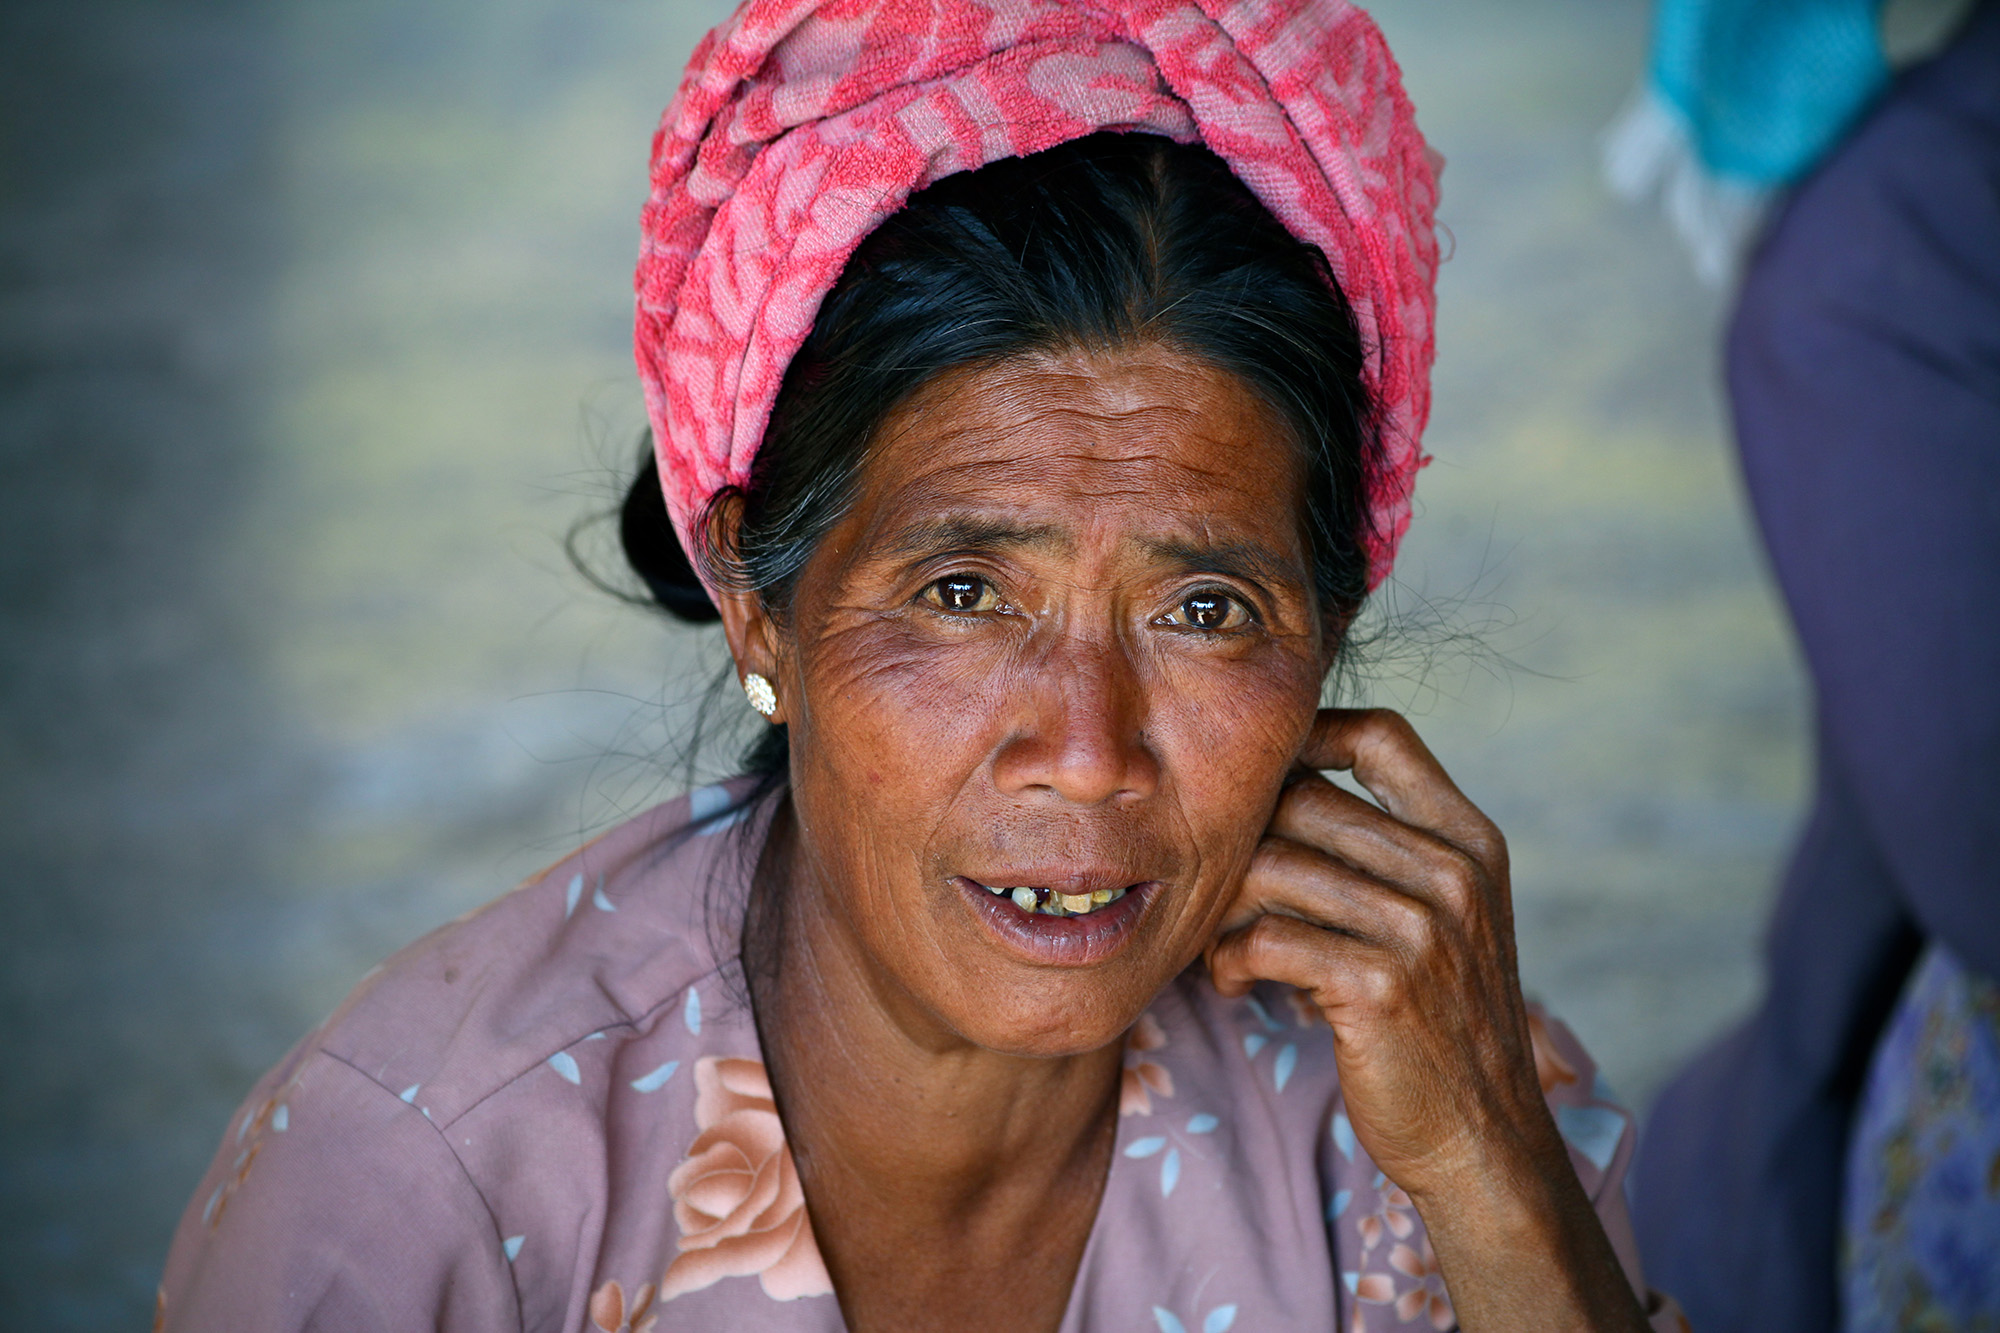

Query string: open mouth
972 881 1132 918
955 875 1155 966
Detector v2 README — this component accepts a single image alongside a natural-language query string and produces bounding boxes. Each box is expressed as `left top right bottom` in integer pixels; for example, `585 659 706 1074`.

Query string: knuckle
1240 916 1290 967
1355 957 1405 1011
1353 708 1399 745
1387 895 1439 954
1250 834 1291 874
1430 849 1485 906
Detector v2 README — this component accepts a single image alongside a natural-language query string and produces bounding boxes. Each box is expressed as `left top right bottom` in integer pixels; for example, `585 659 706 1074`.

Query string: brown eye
927 575 998 614
1163 590 1251 631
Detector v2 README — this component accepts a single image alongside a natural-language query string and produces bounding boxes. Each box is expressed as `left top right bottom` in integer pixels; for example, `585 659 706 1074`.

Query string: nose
990 630 1160 806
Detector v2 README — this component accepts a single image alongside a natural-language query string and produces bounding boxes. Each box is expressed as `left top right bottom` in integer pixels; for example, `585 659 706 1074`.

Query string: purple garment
1633 5 2000 1331
161 787 1681 1332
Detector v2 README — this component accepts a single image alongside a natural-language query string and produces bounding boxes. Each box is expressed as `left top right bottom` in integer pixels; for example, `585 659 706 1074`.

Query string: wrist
1403 1137 1647 1333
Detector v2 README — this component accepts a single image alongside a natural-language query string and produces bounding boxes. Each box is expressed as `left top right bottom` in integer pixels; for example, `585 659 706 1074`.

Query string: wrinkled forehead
838 347 1313 570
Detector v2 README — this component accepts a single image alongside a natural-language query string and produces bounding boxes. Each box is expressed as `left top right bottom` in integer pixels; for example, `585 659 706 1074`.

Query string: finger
1205 911 1400 1010
1267 772 1478 908
1227 832 1440 950
1299 709 1501 859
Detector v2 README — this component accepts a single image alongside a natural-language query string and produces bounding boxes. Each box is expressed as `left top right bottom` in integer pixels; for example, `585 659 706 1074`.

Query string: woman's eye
1163 591 1252 631
925 575 1000 614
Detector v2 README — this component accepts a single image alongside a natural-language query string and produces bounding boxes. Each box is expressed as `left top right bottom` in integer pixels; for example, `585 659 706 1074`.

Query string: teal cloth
1649 0 1890 182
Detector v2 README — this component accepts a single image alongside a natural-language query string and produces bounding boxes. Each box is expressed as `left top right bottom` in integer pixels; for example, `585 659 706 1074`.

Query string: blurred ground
0 0 1820 1325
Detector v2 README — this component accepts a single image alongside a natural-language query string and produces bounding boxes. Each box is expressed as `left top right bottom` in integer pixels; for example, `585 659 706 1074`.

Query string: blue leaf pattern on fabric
272 1104 288 1132
1342 1272 1360 1294
1126 1135 1167 1158
1243 1033 1267 1058
631 1060 680 1093
565 873 584 918
684 986 702 1035
592 874 616 912
1203 1305 1238 1333
548 1051 582 1085
690 784 749 834
1274 1042 1298 1092
399 1083 420 1104
1328 1189 1352 1219
503 1235 525 1262
1332 1111 1357 1160
1245 995 1283 1031
1160 1147 1181 1196
1153 1308 1188 1333
1555 1104 1624 1171
1187 1113 1218 1134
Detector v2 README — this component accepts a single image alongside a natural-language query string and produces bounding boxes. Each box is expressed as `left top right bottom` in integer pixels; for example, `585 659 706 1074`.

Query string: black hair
620 131 1378 795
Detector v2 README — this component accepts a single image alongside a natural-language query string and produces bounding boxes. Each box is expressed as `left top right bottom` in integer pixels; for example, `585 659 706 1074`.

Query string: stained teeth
989 883 1132 917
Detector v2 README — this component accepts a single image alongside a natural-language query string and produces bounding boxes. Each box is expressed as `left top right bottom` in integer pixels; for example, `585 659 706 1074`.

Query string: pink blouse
159 785 1689 1332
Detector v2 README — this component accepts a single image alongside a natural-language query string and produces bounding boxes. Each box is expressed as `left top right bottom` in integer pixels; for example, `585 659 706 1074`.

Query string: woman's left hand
1204 708 1649 1332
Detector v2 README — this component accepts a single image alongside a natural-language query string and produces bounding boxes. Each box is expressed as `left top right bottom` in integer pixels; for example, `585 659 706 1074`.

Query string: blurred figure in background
1614 1 2000 1329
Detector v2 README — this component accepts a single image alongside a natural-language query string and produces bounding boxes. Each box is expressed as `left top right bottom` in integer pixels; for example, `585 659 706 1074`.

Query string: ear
706 493 789 725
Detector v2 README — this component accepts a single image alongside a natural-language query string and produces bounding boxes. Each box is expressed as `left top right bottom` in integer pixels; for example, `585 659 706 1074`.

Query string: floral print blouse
159 785 1689 1332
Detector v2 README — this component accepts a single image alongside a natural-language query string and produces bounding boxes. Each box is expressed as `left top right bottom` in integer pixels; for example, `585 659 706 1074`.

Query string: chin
941 975 1158 1059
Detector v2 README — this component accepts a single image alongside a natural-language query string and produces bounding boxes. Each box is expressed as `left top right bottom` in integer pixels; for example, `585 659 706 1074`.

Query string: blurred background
6 0 1959 1325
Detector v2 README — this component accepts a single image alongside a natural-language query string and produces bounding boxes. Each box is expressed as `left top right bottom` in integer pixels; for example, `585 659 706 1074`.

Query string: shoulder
160 1046 523 1331
310 783 762 1127
160 783 773 1331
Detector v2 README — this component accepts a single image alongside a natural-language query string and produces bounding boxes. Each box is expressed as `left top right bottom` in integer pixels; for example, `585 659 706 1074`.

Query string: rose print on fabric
1357 1181 1417 1252
1387 1237 1455 1329
659 1056 833 1302
1338 1160 1451 1332
589 1279 657 1333
1121 1012 1175 1116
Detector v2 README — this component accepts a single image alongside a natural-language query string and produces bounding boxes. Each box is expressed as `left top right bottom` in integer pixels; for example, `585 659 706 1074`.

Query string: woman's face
749 343 1332 1058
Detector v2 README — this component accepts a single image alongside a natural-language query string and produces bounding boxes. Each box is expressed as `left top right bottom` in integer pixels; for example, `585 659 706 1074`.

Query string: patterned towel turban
635 0 1440 593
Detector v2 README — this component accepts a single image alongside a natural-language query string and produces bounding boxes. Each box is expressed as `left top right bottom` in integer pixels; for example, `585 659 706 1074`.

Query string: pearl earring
741 672 778 718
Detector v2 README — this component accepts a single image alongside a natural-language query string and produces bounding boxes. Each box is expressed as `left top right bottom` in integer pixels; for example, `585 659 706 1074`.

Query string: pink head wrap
635 0 1439 592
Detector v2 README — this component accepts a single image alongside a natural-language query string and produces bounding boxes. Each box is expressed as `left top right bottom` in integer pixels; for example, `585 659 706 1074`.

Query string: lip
954 875 1158 967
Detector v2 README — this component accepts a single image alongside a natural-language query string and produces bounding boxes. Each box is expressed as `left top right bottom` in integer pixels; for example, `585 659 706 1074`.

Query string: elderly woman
160 3 1686 1330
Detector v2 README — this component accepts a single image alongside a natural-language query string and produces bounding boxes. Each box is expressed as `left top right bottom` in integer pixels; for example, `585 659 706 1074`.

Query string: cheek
1148 648 1320 873
791 619 1007 793
783 619 1020 902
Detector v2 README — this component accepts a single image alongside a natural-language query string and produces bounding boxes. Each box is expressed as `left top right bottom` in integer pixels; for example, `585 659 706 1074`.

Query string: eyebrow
880 515 1072 560
1138 536 1306 591
879 515 1303 590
